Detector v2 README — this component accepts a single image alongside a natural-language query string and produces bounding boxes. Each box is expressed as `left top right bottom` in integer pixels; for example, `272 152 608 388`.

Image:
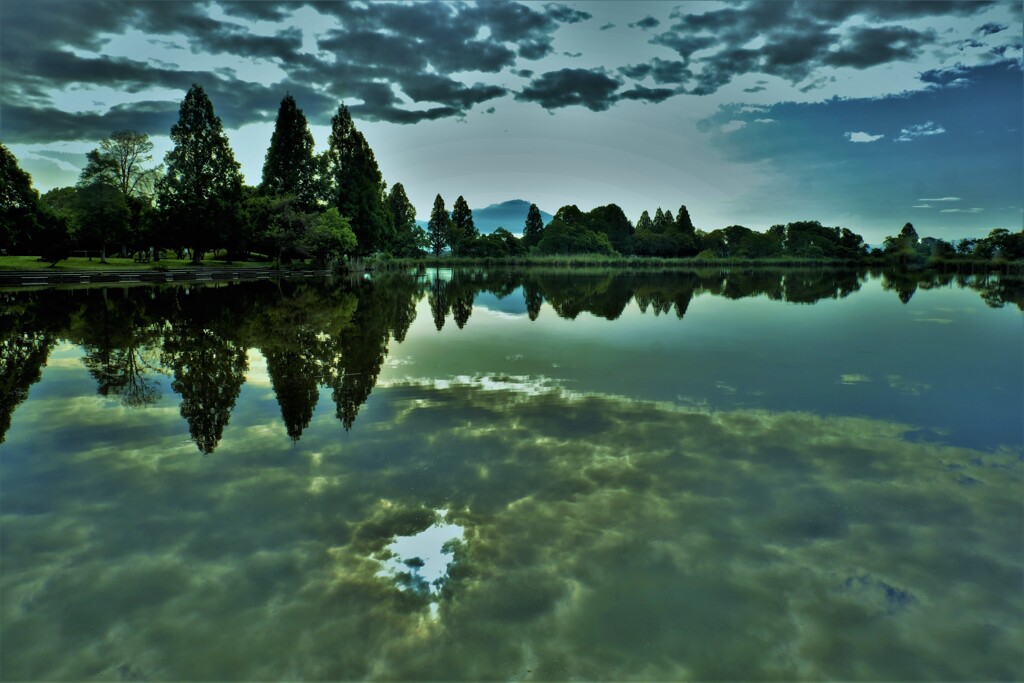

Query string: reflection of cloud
2 380 1020 680
839 373 870 384
886 374 932 395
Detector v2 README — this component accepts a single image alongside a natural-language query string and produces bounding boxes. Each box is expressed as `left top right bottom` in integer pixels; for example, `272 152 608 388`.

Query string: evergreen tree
427 194 450 256
449 195 477 255
157 84 243 262
261 94 317 211
676 205 695 235
388 182 426 256
0 144 40 254
656 208 675 232
522 203 545 249
323 104 391 254
652 208 666 233
636 210 653 233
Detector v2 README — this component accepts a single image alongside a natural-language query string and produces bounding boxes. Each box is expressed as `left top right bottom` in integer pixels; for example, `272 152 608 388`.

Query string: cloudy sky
2 0 1021 241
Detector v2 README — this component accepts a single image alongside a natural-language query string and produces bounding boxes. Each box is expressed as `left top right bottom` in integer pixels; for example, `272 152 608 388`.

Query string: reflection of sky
2 374 1021 680
379 275 1022 450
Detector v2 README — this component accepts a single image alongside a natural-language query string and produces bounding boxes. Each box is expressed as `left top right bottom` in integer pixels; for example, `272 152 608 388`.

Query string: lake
1 268 1021 681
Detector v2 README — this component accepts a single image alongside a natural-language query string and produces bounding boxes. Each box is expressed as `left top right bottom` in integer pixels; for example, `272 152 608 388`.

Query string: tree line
1 84 1022 266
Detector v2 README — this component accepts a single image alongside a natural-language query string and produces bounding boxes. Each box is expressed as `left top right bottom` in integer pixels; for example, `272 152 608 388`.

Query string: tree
522 203 545 249
322 104 391 254
301 207 356 268
388 182 426 256
157 84 244 263
449 195 477 255
653 207 674 233
676 205 696 236
636 210 653 233
261 94 317 211
0 143 40 254
427 194 450 256
79 130 160 200
76 182 129 262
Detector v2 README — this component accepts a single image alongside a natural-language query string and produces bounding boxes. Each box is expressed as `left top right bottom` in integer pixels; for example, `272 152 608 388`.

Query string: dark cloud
543 3 592 24
976 22 1007 36
0 0 587 141
619 58 692 85
599 22 615 31
823 26 935 69
515 68 622 111
629 16 661 30
649 0 992 95
618 86 676 104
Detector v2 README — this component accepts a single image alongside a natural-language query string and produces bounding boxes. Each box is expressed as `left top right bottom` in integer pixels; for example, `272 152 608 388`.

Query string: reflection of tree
523 282 543 321
323 275 423 430
250 282 358 441
162 289 250 454
73 289 165 407
428 276 451 332
0 331 53 444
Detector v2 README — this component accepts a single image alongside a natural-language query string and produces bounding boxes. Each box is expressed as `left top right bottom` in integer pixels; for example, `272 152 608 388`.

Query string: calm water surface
1 268 1021 681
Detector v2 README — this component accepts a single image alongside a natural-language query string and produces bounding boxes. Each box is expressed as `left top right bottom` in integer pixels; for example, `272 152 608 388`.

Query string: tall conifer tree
450 195 477 255
261 94 317 211
427 194 450 256
158 84 243 262
323 104 391 254
522 203 544 249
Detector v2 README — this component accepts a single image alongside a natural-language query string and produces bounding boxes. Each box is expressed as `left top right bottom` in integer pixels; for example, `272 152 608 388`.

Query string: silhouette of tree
158 84 243 261
450 195 478 255
388 182 426 256
522 203 545 250
261 94 318 211
323 104 391 254
427 194 450 256
80 130 160 200
0 143 41 254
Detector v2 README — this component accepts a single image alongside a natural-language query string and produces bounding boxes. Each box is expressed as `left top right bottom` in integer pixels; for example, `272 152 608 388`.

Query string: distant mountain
416 199 553 235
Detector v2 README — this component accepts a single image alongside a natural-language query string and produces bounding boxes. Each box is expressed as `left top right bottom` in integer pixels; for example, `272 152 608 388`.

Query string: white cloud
896 121 946 142
753 118 775 124
919 196 961 201
912 204 932 209
845 131 884 143
939 208 984 213
720 120 747 133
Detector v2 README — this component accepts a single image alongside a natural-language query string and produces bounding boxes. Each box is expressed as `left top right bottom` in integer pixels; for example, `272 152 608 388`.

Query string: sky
1 0 1021 242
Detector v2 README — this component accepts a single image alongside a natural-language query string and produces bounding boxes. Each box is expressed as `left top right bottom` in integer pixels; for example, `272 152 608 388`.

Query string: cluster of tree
1 87 428 265
882 222 1024 264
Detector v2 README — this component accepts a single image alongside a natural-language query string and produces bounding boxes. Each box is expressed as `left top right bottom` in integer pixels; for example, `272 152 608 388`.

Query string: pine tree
652 208 666 234
157 84 243 262
636 210 653 233
388 182 425 256
427 194 450 256
323 104 391 255
522 203 544 249
261 94 317 211
676 205 695 235
450 195 477 255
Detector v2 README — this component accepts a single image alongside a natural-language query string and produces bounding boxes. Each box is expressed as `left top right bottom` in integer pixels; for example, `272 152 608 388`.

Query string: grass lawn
0 255 282 271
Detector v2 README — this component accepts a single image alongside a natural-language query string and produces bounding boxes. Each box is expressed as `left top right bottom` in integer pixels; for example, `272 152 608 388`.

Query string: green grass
0 255 281 272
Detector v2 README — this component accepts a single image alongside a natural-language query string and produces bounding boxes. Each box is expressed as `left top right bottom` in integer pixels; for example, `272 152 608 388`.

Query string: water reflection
1 378 1020 680
1 268 1021 450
